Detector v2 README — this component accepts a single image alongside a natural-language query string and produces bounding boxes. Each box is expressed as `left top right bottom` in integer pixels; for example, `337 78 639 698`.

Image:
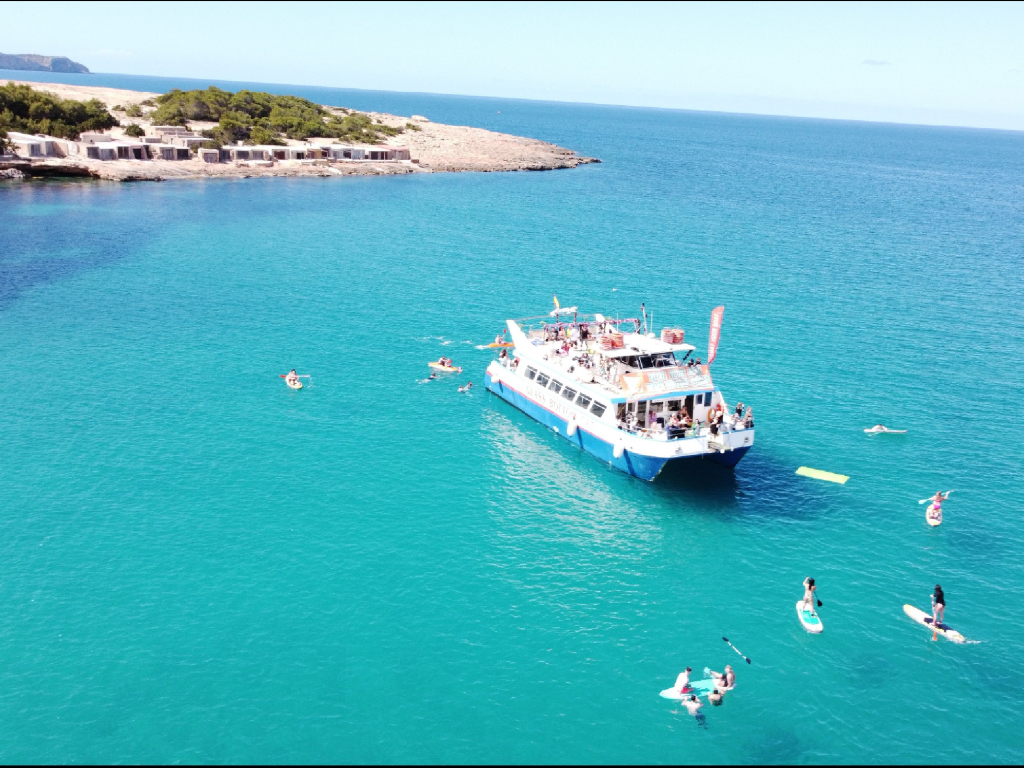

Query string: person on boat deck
648 409 661 430
802 577 817 613
498 348 508 361
511 356 520 370
675 667 693 693
668 411 686 431
285 369 299 386
743 407 754 429
710 665 735 690
734 401 745 417
931 585 946 627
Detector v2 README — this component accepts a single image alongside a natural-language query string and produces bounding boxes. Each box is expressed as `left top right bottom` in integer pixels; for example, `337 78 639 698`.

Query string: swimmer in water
708 688 724 706
458 381 473 393
683 695 707 728
710 665 735 690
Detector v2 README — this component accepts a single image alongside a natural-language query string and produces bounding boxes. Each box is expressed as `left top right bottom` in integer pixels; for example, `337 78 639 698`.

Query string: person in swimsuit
427 373 437 380
674 667 693 694
929 491 948 513
710 665 735 690
802 577 818 613
931 584 946 627
285 369 299 386
708 688 724 706
683 695 706 728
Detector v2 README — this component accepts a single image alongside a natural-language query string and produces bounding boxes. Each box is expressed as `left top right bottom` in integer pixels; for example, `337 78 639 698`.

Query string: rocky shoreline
1 81 600 182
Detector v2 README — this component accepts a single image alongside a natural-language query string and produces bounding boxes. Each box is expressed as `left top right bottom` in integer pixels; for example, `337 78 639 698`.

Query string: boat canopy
600 333 695 356
549 306 578 317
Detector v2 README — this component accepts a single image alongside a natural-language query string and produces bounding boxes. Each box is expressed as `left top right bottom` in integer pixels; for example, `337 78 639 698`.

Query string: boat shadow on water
651 449 838 523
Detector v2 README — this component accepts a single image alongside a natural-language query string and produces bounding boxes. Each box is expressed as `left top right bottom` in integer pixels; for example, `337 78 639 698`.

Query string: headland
0 80 599 182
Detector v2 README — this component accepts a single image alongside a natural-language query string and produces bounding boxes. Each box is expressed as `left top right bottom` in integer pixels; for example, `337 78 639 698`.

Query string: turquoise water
2 71 1024 764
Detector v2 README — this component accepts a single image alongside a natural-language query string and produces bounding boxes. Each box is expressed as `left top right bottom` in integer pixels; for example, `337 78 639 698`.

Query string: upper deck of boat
504 316 714 402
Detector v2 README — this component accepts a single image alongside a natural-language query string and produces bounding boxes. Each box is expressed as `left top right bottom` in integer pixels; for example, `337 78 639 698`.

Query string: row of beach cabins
5 126 412 164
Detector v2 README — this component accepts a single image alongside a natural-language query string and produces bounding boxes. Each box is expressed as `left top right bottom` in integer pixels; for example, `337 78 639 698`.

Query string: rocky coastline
0 81 599 182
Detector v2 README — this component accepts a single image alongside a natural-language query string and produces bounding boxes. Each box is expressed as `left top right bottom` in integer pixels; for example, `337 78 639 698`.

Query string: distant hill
0 53 89 73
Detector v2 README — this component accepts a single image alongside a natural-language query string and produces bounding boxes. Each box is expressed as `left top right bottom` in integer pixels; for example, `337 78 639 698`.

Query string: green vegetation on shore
150 86 402 145
0 81 117 141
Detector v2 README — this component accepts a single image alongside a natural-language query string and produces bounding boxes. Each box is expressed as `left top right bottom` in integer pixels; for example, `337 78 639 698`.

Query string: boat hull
485 371 750 481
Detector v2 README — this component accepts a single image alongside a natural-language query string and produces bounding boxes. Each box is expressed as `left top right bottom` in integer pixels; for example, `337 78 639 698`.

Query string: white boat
484 310 754 481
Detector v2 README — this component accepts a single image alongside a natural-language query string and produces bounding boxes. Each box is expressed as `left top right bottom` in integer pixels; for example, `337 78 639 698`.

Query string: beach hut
327 144 366 160
197 148 219 163
85 143 118 161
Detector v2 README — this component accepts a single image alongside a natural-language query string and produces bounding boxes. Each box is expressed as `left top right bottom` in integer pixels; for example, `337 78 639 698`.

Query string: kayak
484 342 514 348
659 678 718 700
429 362 462 373
903 604 965 643
796 600 824 633
286 379 303 390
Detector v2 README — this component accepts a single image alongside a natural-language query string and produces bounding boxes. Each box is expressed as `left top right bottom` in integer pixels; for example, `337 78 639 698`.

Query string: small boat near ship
484 305 754 480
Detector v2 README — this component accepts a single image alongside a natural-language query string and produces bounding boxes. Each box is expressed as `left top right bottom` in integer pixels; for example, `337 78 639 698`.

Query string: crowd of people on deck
620 400 754 439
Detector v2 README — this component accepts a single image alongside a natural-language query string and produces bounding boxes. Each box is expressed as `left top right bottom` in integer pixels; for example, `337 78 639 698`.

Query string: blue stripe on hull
485 372 749 480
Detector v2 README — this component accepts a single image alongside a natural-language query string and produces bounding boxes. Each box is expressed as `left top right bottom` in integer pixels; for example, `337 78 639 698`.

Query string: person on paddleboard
710 665 735 690
931 585 946 627
674 667 693 694
285 369 299 386
802 577 818 613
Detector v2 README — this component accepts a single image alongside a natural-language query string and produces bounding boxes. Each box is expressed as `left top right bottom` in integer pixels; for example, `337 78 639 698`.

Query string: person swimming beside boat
458 381 473 393
683 695 706 728
710 665 735 690
675 667 693 694
931 585 946 627
708 688 724 706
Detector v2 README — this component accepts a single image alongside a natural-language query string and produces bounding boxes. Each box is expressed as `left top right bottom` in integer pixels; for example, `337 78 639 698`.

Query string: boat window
562 387 577 401
548 379 563 394
649 401 663 412
590 402 607 418
695 393 704 405
536 372 550 387
575 393 592 409
525 367 537 380
667 400 681 411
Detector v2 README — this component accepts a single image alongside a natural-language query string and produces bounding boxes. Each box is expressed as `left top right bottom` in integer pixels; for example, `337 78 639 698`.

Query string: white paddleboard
903 604 965 643
659 679 717 700
796 600 823 633
926 507 942 527
864 426 907 433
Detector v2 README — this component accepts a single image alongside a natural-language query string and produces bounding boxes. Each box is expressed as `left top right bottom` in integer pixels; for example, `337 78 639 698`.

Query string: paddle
279 374 310 378
722 637 752 664
919 489 954 504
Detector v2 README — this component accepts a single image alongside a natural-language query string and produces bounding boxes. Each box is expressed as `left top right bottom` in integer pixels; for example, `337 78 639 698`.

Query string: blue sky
2 1 1023 130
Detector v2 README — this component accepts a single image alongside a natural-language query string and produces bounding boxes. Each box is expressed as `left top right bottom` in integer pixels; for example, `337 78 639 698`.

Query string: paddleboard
864 427 907 433
659 679 718 700
903 604 965 643
926 506 942 527
796 600 824 633
796 466 849 484
428 362 462 373
286 379 303 390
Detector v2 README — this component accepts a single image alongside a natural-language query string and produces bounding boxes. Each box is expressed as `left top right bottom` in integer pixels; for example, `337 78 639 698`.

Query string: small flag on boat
553 295 560 310
796 466 849 484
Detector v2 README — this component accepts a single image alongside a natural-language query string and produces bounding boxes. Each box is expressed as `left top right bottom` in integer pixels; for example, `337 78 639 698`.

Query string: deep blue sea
2 69 1024 764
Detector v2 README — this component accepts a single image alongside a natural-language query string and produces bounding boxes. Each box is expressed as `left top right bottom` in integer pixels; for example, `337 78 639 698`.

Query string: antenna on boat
641 303 648 335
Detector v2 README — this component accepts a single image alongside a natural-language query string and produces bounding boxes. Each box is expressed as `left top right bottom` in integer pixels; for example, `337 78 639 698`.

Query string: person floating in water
930 584 946 629
708 688 724 706
683 695 707 728
458 381 473 393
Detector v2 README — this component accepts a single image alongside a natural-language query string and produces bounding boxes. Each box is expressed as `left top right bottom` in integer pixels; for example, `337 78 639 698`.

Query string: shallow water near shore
2 71 1024 764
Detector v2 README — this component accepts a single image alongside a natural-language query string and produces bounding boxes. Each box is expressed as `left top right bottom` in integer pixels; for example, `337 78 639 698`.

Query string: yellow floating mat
796 466 849 484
